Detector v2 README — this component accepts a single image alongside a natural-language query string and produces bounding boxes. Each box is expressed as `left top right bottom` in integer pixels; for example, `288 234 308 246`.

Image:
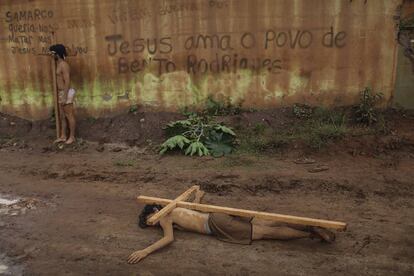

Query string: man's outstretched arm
127 216 174 264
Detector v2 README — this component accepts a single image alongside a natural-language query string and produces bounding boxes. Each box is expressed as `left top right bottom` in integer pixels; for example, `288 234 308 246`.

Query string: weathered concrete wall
0 0 402 120
394 0 414 109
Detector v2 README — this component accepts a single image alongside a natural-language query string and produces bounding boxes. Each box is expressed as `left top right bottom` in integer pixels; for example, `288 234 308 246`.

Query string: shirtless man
49 44 76 144
127 189 335 264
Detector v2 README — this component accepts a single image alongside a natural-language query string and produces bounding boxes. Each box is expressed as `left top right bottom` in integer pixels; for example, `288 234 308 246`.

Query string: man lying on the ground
127 190 335 264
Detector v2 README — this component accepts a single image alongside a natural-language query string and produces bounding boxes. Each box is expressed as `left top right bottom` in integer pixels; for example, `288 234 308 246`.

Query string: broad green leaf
190 142 198 156
214 125 236 136
159 135 191 154
185 145 192 155
205 141 233 157
161 113 233 157
205 130 235 157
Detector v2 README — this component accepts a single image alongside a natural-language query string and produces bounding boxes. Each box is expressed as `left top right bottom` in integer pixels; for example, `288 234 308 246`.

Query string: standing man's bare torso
56 60 70 92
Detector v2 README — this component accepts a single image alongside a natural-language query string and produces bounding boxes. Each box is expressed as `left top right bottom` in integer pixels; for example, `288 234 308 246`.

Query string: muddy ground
0 110 413 275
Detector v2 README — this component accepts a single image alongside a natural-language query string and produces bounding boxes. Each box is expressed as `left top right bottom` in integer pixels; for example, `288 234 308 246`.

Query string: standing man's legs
63 104 76 144
54 104 67 143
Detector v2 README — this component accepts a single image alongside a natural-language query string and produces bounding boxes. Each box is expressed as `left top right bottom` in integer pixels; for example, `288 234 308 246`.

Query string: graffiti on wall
107 0 228 24
4 9 56 55
1 3 347 75
105 27 347 76
2 8 89 56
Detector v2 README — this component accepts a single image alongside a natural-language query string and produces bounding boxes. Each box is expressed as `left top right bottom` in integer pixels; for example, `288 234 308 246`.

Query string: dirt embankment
2 108 414 157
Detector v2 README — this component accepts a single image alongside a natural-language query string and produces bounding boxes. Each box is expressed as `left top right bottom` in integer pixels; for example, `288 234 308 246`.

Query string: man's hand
127 250 148 264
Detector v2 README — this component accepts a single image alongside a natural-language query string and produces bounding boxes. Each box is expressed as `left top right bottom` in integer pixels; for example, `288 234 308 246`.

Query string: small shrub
204 96 243 116
253 123 267 134
306 122 347 149
129 105 139 114
293 104 313 119
354 87 383 125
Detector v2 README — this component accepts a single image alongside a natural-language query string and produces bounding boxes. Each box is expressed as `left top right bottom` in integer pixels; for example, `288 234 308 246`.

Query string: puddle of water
0 254 23 276
0 264 8 273
0 194 46 217
0 198 19 206
0 194 22 216
0 195 20 206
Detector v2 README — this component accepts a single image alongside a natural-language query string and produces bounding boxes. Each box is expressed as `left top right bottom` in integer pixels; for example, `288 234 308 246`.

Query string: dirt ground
0 110 413 275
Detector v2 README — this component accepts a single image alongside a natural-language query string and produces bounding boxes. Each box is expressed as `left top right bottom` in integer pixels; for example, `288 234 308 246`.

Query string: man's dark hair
138 204 163 228
49 44 67 59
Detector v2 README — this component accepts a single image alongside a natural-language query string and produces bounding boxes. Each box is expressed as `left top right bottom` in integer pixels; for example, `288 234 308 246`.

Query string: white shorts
66 88 76 104
58 88 76 105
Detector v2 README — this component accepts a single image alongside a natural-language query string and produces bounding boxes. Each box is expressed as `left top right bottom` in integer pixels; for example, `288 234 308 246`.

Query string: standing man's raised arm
127 215 174 264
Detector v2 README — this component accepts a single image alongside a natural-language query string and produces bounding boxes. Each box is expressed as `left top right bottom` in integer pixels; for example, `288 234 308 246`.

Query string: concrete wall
394 0 414 109
0 0 402 120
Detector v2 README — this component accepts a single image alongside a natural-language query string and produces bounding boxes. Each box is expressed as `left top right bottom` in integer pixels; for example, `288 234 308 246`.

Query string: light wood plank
138 195 347 230
51 57 61 138
146 186 199 225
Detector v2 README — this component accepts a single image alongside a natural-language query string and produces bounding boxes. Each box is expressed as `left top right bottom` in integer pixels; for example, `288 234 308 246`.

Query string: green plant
160 113 236 157
306 122 347 149
253 123 267 134
238 107 348 153
293 104 313 119
129 104 138 113
313 107 347 126
204 96 243 116
354 87 383 125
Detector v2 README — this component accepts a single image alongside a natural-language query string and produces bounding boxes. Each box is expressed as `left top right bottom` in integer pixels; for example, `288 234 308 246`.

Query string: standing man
49 44 76 144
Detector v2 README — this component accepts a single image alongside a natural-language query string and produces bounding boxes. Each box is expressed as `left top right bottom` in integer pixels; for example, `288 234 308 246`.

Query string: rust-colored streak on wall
0 0 402 120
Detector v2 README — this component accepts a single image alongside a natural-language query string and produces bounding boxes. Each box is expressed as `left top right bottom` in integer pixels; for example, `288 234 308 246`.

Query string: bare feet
65 137 76 145
311 227 336 243
53 137 66 144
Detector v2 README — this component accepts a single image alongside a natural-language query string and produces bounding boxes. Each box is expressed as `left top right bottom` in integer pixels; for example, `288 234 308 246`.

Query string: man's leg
63 104 76 144
252 221 335 242
252 223 311 241
54 104 67 143
252 219 313 232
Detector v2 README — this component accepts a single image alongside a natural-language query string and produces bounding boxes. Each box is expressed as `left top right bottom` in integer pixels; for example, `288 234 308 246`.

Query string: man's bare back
127 190 335 264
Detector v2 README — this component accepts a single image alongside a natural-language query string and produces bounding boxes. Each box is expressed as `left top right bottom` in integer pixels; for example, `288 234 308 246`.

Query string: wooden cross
36 31 62 139
138 186 347 231
36 53 61 139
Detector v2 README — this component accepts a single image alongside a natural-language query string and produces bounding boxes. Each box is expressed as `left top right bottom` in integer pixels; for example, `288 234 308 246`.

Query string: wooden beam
138 195 347 231
51 57 61 139
146 186 199 225
49 32 62 139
